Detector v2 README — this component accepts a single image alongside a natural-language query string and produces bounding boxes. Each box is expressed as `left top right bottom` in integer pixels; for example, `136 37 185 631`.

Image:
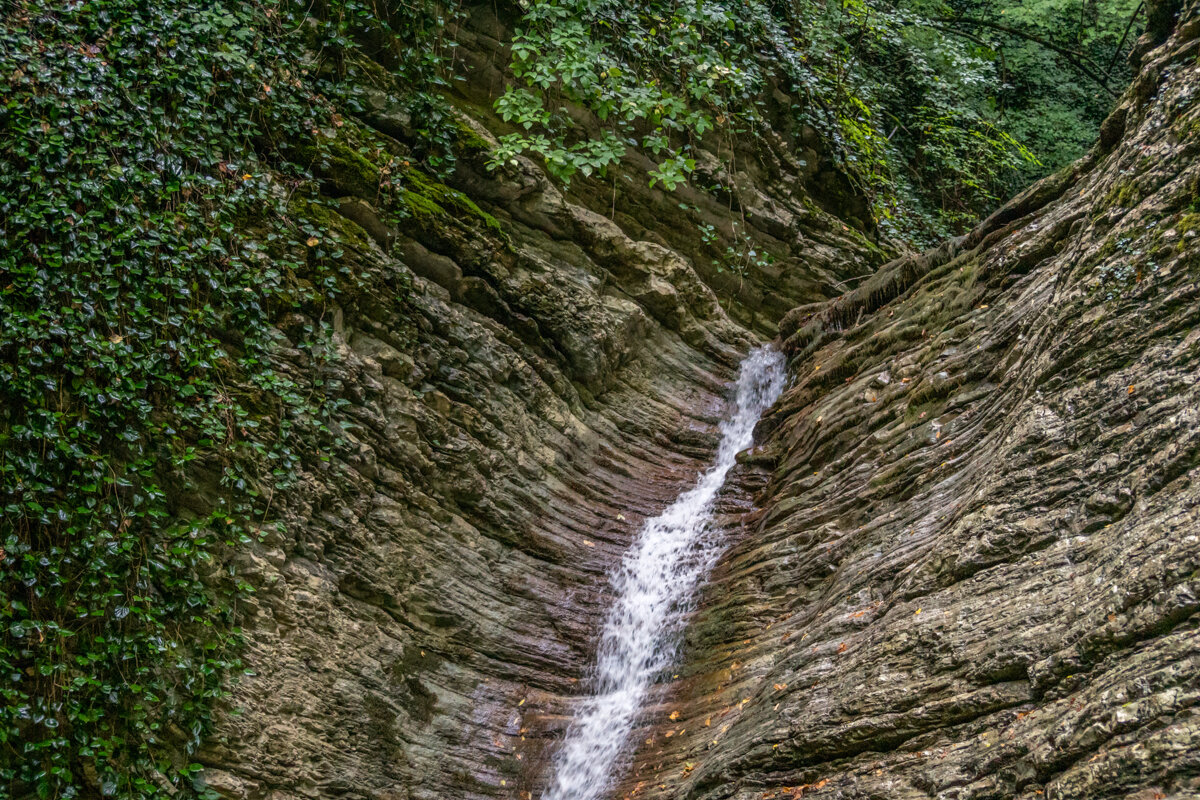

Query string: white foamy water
543 346 787 800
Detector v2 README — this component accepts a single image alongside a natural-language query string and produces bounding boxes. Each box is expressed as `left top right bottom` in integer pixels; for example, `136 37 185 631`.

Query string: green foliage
494 0 1143 242
0 1 457 797
320 0 464 175
698 221 776 278
938 0 1145 195
489 0 763 183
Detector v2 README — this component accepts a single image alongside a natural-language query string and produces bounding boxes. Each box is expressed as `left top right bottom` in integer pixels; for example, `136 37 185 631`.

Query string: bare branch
1105 1 1145 77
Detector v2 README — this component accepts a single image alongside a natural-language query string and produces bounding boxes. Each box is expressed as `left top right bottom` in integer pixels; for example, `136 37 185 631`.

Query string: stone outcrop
196 6 875 800
617 7 1200 799
197 3 1200 800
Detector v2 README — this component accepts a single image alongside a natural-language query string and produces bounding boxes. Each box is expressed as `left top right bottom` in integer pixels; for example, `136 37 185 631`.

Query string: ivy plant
489 0 762 184
0 1 459 798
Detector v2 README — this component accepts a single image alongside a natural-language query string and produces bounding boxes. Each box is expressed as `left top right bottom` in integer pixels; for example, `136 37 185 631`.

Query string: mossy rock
295 132 381 200
291 197 372 250
453 118 491 154
1176 212 1200 237
400 168 503 234
1172 212 1200 254
1103 178 1142 210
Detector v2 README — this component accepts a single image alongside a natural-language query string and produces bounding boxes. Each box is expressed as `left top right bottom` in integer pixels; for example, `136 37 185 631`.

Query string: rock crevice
619 9 1200 799
199 4 1200 800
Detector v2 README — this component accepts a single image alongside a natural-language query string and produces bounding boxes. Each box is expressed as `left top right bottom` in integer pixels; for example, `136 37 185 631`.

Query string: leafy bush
492 0 1143 242
939 0 1145 197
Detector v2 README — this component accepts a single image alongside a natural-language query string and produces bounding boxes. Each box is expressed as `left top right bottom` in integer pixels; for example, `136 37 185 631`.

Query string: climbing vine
0 1 458 798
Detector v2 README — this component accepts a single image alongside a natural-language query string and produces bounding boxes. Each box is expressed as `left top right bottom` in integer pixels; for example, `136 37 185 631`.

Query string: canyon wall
197 5 877 799
619 8 1200 799
200 3 1200 800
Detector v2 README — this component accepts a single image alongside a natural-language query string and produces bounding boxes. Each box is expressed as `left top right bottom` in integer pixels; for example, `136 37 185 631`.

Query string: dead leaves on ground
752 779 830 799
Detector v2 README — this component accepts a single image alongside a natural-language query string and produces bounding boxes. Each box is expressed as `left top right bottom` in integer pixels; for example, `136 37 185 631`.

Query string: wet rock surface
618 10 1200 800
197 4 1200 800
196 6 873 800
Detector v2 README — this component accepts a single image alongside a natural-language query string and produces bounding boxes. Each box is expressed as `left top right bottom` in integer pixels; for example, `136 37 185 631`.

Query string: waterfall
543 346 787 800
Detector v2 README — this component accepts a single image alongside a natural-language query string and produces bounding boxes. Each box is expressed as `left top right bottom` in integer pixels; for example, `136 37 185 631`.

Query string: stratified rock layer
196 6 874 800
619 11 1200 800
198 4 1200 800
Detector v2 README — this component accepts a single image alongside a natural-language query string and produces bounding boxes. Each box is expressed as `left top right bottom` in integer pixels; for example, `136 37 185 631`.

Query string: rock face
616 8 1200 800
199 4 1200 800
196 6 874 800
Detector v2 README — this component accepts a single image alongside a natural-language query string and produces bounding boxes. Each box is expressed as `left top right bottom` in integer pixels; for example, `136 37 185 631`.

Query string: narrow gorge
2 1 1199 800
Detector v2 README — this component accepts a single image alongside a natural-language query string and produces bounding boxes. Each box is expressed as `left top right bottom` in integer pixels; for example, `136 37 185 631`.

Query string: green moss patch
400 168 503 233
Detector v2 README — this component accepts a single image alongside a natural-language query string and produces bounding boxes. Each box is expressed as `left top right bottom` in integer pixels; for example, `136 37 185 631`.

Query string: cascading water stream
543 346 787 800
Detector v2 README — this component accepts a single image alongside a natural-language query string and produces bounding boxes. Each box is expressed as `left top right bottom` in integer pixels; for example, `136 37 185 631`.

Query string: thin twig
1106 1 1145 77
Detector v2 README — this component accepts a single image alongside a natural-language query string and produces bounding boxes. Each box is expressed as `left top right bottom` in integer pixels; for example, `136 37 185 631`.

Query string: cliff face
196 6 876 800
617 9 1200 799
199 5 1200 800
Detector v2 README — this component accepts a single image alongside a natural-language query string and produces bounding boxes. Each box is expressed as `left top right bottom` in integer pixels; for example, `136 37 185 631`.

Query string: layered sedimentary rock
199 2 1200 800
196 5 875 800
620 8 1200 799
